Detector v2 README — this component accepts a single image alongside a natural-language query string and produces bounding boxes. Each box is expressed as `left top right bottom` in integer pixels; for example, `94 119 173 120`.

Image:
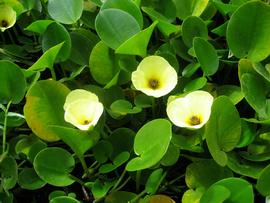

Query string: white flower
131 56 178 98
64 89 103 131
0 5 16 32
166 90 213 129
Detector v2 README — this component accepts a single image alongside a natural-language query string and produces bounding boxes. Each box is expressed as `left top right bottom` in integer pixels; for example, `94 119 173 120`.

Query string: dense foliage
1 0 270 202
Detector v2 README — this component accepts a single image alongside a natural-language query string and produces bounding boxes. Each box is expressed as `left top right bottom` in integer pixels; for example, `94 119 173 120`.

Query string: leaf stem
69 174 85 186
111 169 126 191
2 101 12 154
136 170 141 193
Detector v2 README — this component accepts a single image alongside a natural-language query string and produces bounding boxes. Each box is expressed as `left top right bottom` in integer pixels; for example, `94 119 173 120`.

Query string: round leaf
18 168 46 190
205 96 241 166
89 41 119 85
0 60 26 104
24 80 70 142
0 156 18 190
126 119 172 171
227 1 270 61
34 147 75 186
257 164 270 196
50 196 80 203
182 16 208 47
48 0 83 24
42 23 71 62
95 8 140 49
193 37 219 76
101 0 143 28
212 177 254 203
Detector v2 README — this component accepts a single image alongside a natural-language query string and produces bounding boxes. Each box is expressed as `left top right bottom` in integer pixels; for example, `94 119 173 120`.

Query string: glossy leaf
257 164 270 196
182 16 208 47
126 119 172 171
205 96 241 166
34 147 75 186
116 21 157 57
27 43 64 72
185 159 233 189
173 0 209 20
48 126 100 157
89 41 119 85
42 23 71 62
227 1 270 62
0 156 18 190
101 0 143 28
95 8 140 49
24 80 70 142
18 168 46 190
0 60 26 104
48 0 83 24
193 37 219 76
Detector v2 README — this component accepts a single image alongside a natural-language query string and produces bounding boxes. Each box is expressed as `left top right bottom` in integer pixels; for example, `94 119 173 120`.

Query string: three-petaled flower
0 5 16 32
166 90 214 129
64 89 103 131
131 55 178 98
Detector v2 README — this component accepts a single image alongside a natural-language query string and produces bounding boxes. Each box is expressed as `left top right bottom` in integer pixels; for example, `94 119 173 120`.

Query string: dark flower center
188 116 201 126
1 20 8 28
148 79 159 89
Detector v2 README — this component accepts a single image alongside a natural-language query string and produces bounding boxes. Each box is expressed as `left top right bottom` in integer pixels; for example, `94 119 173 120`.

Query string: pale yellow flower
131 56 178 98
0 5 16 32
166 90 213 129
64 89 103 131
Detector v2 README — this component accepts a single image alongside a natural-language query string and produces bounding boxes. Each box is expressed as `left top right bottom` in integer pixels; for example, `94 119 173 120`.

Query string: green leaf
182 63 200 78
126 119 172 171
104 191 136 203
34 147 75 186
145 169 164 195
160 143 180 166
216 85 244 105
42 23 71 62
95 8 140 49
182 16 208 47
253 62 270 83
99 151 130 173
50 196 80 203
257 164 270 196
107 128 135 159
0 60 26 104
69 30 99 65
47 0 83 24
227 1 270 62
89 41 119 85
173 0 209 20
0 112 25 127
205 96 241 166
101 0 143 28
27 43 64 72
0 156 18 190
183 77 207 92
48 126 100 157
227 152 265 179
182 188 205 203
25 20 54 34
185 159 233 189
240 73 270 119
193 37 219 76
211 177 254 203
24 80 70 142
18 168 46 190
116 21 157 57
142 7 180 38
110 99 141 115
200 185 231 203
